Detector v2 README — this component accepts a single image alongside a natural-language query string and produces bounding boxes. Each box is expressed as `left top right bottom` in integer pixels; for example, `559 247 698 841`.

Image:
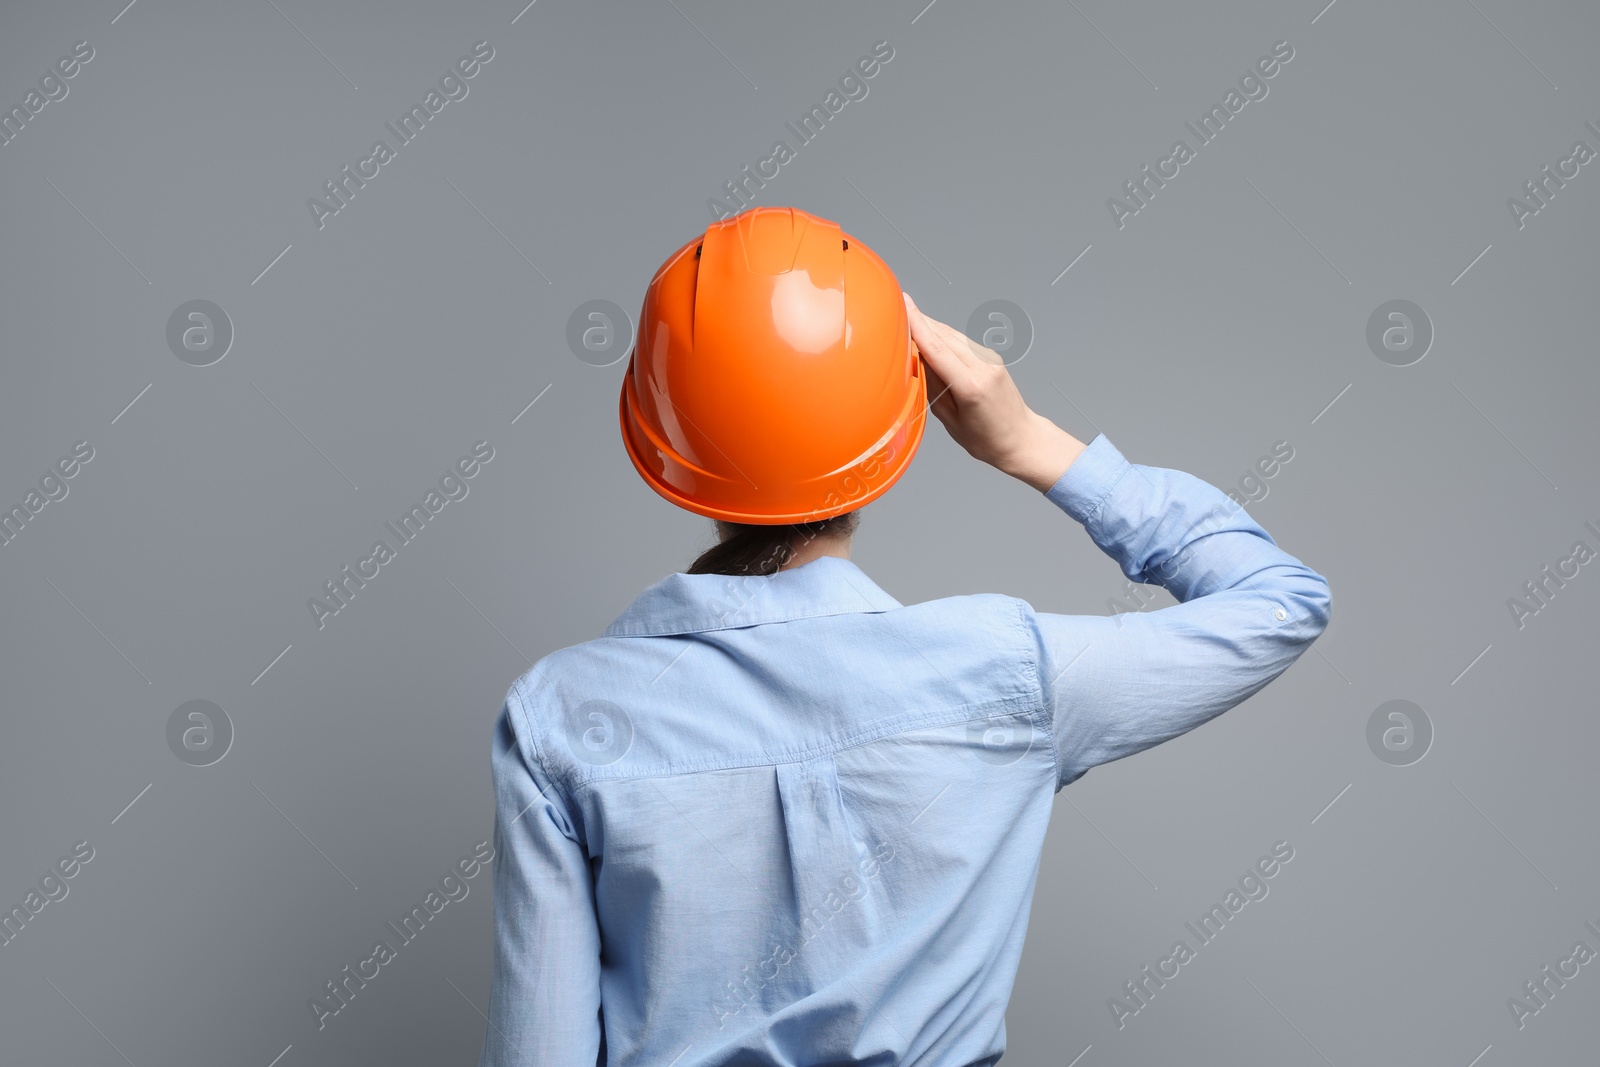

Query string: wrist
1000 412 1088 493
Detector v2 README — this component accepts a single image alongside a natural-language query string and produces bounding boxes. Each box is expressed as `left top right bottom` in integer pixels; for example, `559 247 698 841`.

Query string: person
478 207 1331 1066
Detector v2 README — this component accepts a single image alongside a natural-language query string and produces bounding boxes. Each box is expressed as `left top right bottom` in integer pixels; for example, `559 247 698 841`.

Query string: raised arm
1025 434 1331 787
904 294 1332 790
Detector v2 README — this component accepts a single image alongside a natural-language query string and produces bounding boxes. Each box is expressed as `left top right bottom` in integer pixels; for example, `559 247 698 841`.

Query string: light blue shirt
479 433 1332 1066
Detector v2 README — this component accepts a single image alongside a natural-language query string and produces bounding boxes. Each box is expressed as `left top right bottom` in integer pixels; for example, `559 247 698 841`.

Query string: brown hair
687 511 860 576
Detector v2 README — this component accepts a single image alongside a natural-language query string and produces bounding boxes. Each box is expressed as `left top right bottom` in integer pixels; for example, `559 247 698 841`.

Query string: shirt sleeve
479 694 605 1066
1022 433 1333 790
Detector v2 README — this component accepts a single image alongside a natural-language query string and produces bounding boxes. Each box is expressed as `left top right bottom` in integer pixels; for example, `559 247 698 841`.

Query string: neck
780 532 852 571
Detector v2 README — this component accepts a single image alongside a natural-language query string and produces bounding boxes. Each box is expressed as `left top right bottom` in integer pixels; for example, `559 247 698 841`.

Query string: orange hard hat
619 205 927 525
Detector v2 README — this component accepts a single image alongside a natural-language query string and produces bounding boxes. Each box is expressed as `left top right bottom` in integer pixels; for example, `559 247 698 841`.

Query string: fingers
920 358 954 422
904 294 978 388
927 310 1002 368
905 293 979 421
900 292 1039 471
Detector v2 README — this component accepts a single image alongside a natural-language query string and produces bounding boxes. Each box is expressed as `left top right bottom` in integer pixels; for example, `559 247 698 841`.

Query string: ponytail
687 512 860 576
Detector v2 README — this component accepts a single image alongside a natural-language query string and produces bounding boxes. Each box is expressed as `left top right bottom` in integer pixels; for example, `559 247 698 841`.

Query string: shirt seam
603 602 900 639
1012 594 1062 791
1079 457 1134 532
561 691 1039 789
509 668 579 823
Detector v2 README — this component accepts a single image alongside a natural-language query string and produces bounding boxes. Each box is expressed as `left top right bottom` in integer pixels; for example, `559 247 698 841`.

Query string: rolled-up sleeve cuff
1043 433 1131 525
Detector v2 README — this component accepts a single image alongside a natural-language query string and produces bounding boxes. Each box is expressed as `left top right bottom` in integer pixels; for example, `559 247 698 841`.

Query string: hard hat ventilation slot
695 244 702 258
842 240 848 249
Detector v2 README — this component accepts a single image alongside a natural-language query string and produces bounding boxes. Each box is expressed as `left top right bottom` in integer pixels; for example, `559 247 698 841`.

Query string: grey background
2 0 1596 1064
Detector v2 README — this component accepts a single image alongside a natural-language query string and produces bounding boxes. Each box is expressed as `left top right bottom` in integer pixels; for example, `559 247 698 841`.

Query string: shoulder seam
508 667 569 809
1013 595 1062 791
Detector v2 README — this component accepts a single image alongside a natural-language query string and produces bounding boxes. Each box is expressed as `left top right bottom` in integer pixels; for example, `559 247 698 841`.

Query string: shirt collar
601 555 903 638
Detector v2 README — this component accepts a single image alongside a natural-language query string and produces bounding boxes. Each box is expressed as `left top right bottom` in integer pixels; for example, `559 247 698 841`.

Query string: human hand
904 293 1086 492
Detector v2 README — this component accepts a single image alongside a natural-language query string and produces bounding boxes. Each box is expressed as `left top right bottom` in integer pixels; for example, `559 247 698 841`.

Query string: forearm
1049 428 1337 620
1030 434 1332 786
